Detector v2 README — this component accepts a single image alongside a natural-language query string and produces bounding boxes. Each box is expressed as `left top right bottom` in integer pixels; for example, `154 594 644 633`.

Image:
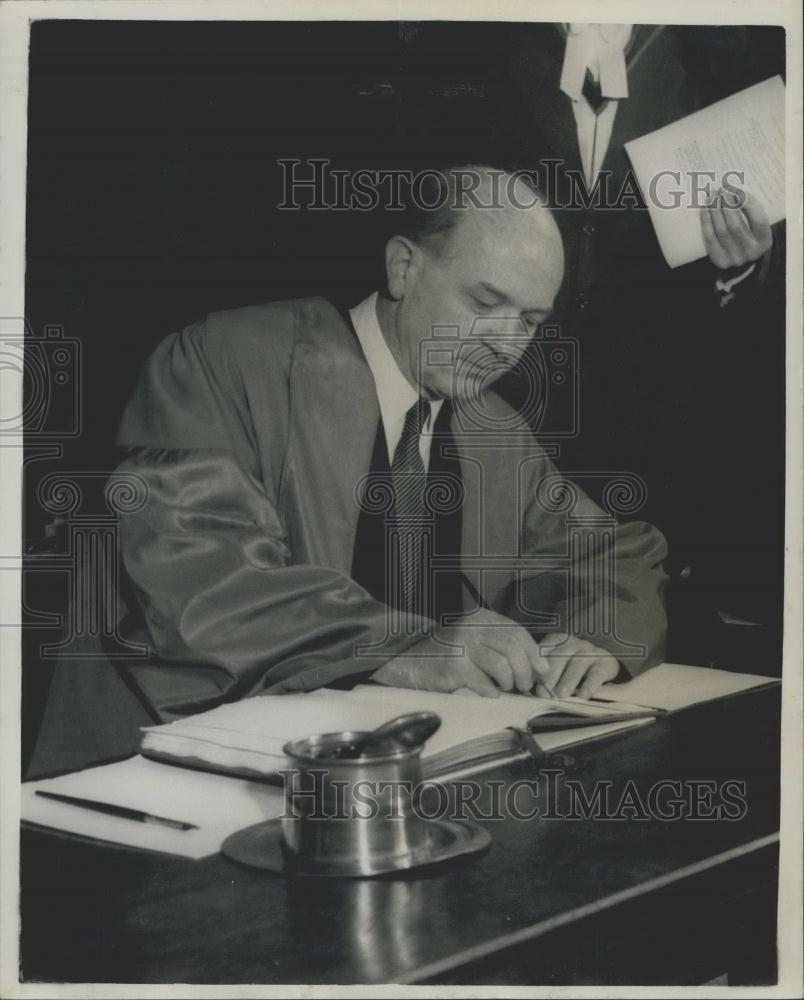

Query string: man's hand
701 183 772 271
371 608 552 698
533 632 621 699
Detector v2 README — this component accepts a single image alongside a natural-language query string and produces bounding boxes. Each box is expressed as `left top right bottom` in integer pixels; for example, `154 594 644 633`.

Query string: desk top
20 687 781 985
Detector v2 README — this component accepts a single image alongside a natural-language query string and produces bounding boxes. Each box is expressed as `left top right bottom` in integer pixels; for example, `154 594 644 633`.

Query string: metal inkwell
222 712 492 877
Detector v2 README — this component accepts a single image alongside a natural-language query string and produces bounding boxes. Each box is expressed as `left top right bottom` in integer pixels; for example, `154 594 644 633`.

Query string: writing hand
372 608 552 697
532 632 620 699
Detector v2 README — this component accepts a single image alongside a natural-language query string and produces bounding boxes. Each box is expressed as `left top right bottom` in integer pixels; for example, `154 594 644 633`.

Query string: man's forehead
447 206 564 287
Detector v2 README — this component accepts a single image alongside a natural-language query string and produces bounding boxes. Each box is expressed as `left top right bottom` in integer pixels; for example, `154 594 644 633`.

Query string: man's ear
384 235 417 300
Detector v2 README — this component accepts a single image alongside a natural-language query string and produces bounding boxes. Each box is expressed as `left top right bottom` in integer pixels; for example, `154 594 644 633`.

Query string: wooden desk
20 687 781 986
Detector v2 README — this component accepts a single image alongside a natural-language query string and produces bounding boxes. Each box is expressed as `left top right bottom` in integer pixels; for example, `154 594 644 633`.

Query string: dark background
22 20 786 767
24 20 416 480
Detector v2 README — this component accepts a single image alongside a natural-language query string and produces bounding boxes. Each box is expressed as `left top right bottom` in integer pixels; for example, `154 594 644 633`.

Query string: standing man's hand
371 608 553 697
533 632 621 699
701 183 772 270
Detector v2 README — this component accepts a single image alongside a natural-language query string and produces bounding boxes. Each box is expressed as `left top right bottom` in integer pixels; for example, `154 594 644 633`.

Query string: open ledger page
625 75 785 267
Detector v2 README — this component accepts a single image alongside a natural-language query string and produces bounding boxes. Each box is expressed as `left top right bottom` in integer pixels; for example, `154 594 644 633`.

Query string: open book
139 663 778 782
625 76 785 267
139 684 657 782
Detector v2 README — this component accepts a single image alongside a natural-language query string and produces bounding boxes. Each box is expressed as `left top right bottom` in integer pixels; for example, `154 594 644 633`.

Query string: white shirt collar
560 23 632 101
349 292 443 466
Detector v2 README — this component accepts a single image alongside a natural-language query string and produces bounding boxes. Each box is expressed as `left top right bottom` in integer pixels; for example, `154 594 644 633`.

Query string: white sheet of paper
625 75 785 267
21 755 284 859
594 662 778 712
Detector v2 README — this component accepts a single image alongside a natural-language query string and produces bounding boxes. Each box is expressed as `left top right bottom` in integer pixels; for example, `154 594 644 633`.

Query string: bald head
379 166 566 401
436 169 564 296
436 166 561 251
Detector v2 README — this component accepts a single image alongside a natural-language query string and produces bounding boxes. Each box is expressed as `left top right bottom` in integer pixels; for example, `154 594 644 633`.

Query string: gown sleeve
516 447 669 678
114 312 432 720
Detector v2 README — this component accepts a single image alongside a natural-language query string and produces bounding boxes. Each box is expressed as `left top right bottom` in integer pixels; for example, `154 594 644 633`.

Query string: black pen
528 708 662 731
461 572 559 699
35 791 198 831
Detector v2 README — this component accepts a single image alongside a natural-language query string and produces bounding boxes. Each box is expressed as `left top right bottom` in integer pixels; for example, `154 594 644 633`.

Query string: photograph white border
1 2 801 998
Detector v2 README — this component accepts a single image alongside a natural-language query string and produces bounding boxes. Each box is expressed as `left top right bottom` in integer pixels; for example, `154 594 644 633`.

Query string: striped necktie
390 398 431 618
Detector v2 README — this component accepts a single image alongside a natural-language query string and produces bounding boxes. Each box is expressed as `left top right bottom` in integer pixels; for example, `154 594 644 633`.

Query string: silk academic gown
29 298 668 776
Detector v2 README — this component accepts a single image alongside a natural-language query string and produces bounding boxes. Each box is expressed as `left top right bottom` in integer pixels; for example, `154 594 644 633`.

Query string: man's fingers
540 651 573 691
468 643 515 692
708 202 739 256
704 186 772 269
538 631 576 679
702 188 772 270
700 204 714 241
502 635 534 694
553 655 591 699
538 633 621 699
741 191 772 244
576 658 620 699
515 626 553 687
478 627 535 693
721 200 752 242
700 206 729 270
720 198 758 265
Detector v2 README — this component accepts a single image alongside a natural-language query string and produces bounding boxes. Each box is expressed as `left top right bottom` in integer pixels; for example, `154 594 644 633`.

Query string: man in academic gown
29 168 668 777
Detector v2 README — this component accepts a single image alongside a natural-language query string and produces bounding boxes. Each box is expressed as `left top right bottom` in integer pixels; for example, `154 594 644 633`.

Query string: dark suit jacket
30 298 668 776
